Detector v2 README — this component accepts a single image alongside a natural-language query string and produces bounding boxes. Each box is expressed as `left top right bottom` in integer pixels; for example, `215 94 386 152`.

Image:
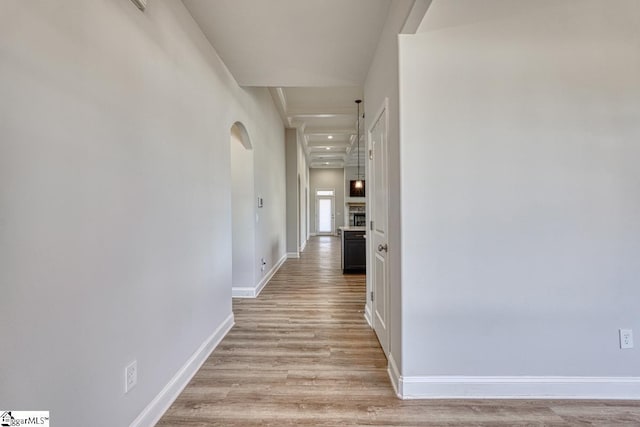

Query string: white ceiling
181 0 412 168
182 0 391 87
417 0 546 33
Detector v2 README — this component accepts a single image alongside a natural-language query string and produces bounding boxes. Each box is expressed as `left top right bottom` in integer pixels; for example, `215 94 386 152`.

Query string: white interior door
316 196 335 235
370 102 389 356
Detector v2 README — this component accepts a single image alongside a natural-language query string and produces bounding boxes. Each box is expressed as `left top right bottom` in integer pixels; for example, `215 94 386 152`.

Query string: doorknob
377 243 388 252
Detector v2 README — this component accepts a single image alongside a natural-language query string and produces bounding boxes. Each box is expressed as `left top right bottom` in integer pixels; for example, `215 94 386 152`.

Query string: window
316 189 334 196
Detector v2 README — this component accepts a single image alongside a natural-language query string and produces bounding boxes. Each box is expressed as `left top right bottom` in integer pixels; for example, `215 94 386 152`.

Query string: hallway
157 237 640 426
157 236 386 425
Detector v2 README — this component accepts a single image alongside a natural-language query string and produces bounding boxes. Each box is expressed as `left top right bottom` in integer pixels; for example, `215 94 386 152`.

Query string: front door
316 195 335 235
370 101 389 356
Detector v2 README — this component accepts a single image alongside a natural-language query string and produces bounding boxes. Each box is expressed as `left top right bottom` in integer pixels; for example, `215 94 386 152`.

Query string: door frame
366 98 390 356
315 189 336 235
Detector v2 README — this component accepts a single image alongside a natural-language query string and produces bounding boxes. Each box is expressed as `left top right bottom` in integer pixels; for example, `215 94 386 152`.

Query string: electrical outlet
125 360 137 393
261 258 266 272
619 329 633 349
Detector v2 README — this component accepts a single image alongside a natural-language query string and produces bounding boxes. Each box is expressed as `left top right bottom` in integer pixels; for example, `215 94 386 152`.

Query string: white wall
297 129 310 249
252 101 287 287
399 0 640 393
309 168 345 235
230 125 255 287
364 0 416 374
0 0 285 425
285 128 299 254
285 128 311 255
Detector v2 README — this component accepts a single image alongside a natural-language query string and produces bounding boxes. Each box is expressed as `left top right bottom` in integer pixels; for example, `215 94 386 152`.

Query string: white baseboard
387 365 640 400
300 239 307 252
364 304 372 327
231 285 257 298
130 312 234 427
388 353 402 398
287 252 300 259
232 253 287 298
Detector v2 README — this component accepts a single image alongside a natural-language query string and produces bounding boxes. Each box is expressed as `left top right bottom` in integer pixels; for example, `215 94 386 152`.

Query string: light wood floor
158 236 640 426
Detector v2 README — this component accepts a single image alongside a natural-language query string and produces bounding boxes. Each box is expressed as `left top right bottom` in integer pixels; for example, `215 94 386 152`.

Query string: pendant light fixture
354 99 364 190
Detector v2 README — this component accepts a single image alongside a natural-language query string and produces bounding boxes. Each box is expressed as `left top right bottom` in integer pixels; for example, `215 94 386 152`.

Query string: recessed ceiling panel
285 87 364 109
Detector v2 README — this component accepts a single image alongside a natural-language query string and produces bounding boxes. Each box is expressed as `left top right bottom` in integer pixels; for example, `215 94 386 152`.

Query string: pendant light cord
356 99 362 182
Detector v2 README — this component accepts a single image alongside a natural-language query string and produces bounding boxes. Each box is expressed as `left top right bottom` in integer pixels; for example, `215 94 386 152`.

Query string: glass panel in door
317 197 333 234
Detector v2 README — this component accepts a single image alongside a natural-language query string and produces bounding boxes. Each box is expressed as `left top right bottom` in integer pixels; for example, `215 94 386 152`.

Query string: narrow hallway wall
0 0 286 425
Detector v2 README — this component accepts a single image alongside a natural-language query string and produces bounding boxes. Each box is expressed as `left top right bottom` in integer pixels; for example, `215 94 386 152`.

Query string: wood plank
157 236 640 426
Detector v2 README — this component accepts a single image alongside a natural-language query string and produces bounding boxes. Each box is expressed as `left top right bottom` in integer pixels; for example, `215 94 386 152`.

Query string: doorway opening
315 189 335 235
230 122 255 293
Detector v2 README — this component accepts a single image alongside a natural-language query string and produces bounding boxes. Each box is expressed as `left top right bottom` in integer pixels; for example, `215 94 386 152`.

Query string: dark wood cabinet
342 230 366 273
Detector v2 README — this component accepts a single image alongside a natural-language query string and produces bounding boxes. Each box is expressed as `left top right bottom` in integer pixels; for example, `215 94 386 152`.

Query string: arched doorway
230 122 255 295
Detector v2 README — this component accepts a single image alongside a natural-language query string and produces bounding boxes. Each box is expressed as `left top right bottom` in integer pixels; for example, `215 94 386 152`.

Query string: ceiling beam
288 106 355 117
401 0 434 34
268 87 292 127
304 128 355 135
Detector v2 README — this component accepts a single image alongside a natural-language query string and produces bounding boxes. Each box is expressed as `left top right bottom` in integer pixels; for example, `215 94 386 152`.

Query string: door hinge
370 220 374 230
370 291 374 302
369 149 373 160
